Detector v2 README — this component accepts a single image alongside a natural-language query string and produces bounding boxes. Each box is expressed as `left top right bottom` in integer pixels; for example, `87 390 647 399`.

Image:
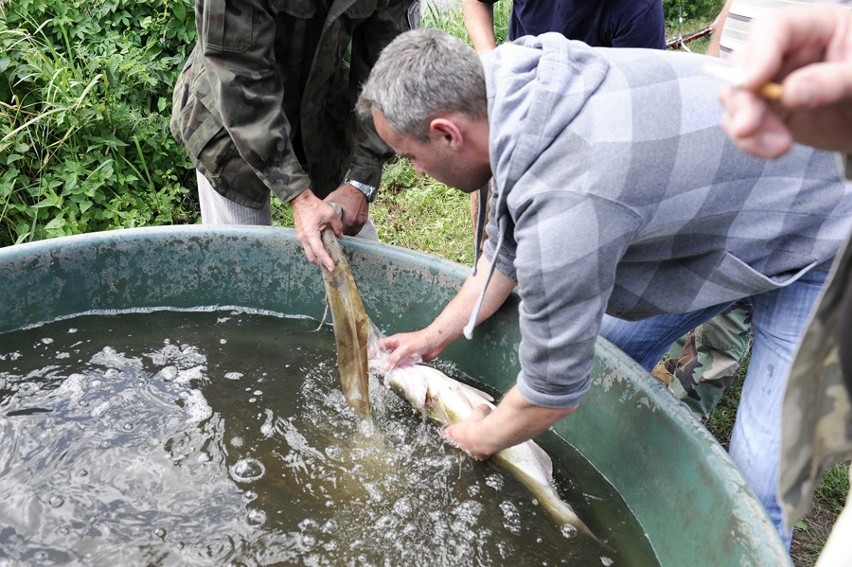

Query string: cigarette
702 63 783 100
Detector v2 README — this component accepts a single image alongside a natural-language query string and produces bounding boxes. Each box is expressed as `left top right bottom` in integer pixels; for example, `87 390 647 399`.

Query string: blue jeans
600 268 829 550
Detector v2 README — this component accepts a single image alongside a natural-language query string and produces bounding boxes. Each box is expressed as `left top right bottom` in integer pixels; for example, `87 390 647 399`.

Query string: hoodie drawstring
471 181 489 277
464 179 506 340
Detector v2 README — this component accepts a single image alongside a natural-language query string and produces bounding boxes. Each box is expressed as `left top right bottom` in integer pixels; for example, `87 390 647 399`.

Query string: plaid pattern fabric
481 34 852 407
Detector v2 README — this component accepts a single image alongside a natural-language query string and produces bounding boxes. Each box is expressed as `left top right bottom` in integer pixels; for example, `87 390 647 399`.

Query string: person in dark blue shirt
463 0 665 54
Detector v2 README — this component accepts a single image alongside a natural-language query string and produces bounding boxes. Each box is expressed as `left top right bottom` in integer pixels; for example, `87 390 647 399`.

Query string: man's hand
719 6 852 158
290 189 342 272
326 183 369 236
443 403 495 460
443 386 576 460
379 326 452 370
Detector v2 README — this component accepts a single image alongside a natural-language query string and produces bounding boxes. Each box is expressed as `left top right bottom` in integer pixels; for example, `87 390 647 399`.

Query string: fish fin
454 381 495 406
527 440 554 479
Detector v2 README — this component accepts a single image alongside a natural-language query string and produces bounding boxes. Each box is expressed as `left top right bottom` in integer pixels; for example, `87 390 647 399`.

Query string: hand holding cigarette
715 5 852 159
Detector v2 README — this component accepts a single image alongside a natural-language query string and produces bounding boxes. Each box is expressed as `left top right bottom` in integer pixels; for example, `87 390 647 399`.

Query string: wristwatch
344 178 378 203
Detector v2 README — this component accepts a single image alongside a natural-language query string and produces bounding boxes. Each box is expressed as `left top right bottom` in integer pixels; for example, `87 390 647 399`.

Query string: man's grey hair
357 28 487 143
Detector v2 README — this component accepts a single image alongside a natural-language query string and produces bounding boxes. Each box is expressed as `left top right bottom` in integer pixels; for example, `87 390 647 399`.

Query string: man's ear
429 117 464 150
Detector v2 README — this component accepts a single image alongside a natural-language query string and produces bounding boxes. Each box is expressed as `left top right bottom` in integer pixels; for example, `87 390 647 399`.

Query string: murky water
0 310 658 566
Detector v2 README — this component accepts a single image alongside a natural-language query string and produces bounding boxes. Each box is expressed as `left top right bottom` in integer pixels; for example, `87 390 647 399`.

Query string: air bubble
560 524 578 539
247 509 267 526
229 458 265 483
48 495 64 508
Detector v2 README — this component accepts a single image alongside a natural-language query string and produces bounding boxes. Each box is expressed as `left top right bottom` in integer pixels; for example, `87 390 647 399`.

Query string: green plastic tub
0 226 791 565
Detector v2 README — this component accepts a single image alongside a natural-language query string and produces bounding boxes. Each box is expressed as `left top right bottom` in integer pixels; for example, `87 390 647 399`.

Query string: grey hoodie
473 33 852 409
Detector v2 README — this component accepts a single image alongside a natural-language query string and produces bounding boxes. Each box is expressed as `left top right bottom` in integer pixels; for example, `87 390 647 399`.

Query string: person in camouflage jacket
171 0 416 271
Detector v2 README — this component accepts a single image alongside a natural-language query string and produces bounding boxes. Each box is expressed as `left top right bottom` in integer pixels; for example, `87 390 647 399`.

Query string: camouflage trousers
651 299 753 422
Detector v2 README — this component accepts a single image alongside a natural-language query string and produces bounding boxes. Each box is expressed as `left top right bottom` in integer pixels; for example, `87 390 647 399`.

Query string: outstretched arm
380 253 516 368
463 0 498 54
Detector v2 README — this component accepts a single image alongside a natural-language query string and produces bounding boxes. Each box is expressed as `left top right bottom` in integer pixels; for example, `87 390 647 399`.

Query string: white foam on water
176 365 205 385
91 346 143 370
180 388 213 424
54 373 86 402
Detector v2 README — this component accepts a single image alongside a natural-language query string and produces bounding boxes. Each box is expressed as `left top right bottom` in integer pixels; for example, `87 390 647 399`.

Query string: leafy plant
0 0 198 246
663 0 726 26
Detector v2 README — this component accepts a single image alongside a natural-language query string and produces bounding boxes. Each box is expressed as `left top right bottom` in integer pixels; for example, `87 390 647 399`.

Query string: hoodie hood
464 34 609 339
484 33 609 191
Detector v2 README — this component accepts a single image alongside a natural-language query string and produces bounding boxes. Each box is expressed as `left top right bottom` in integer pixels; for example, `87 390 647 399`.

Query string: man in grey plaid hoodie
357 28 852 547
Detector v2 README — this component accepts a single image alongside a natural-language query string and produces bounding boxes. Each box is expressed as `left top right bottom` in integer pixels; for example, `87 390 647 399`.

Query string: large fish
317 229 599 543
368 332 601 543
319 224 371 418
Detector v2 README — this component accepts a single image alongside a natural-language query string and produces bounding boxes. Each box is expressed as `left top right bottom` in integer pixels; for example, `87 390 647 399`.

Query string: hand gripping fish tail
367 326 604 547
319 221 372 418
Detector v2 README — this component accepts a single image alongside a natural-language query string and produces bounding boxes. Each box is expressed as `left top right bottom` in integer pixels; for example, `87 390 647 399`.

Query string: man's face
372 110 488 193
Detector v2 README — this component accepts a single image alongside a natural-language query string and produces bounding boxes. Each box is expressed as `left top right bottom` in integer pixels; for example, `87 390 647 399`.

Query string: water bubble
321 519 338 534
48 495 64 507
485 473 504 491
229 458 265 483
78 469 89 477
122 422 134 431
298 518 320 532
324 445 342 460
58 526 70 536
246 509 266 526
159 366 178 381
301 534 317 548
375 515 395 530
499 501 521 535
560 524 578 540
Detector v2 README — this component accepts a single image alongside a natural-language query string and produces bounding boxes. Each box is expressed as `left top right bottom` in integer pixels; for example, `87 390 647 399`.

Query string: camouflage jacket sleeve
779 235 852 529
198 0 310 203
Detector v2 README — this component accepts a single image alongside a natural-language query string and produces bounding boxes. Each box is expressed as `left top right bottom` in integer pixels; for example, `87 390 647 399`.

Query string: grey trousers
197 170 379 241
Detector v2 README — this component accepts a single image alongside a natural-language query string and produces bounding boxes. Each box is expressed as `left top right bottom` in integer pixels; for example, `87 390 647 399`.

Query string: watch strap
344 178 378 203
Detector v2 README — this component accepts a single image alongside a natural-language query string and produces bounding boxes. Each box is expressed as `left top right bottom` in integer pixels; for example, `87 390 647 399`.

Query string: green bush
663 0 726 26
0 0 198 246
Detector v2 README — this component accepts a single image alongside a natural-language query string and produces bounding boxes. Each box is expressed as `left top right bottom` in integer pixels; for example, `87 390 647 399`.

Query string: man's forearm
428 253 516 349
463 0 498 53
447 386 576 459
